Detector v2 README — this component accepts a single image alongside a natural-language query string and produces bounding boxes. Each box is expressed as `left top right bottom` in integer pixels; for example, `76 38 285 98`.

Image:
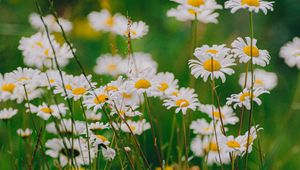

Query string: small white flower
226 87 269 110
90 134 110 146
115 19 149 39
219 134 246 156
120 119 151 135
5 67 41 86
84 86 111 111
30 103 67 120
170 0 222 11
190 119 215 135
279 37 300 69
46 119 86 135
85 110 102 122
225 0 274 15
122 52 158 74
17 128 32 138
241 125 262 154
94 54 125 76
153 72 179 98
0 108 18 120
102 147 116 161
0 74 17 101
88 122 110 132
231 37 271 67
239 69 278 90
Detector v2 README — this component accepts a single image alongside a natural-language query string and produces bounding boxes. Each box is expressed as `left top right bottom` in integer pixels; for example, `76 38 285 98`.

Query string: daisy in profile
226 87 269 110
115 19 149 39
153 72 179 97
0 108 17 120
5 67 41 86
84 86 111 111
29 13 73 33
94 54 125 76
122 52 158 74
17 128 32 138
30 103 67 120
45 137 96 167
199 104 239 125
190 119 215 135
0 74 17 101
167 5 220 24
88 122 110 132
85 110 102 122
219 134 247 156
225 0 274 15
189 45 236 83
120 119 151 135
279 37 300 69
239 69 278 90
88 9 127 33
241 125 262 154
231 37 271 67
163 87 200 115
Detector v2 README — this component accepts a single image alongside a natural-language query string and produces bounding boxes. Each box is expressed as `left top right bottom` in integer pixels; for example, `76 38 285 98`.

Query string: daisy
109 99 142 118
170 0 222 11
30 103 68 120
29 13 73 33
5 67 41 86
241 125 262 154
279 37 300 69
94 54 125 76
225 0 274 15
194 44 230 57
199 104 239 125
88 122 110 132
84 86 111 111
89 134 110 146
122 52 158 74
39 70 66 88
163 87 200 115
231 37 271 67
17 128 32 138
85 110 102 122
189 46 236 83
117 80 142 106
13 84 43 103
120 119 151 135
88 9 127 33
114 19 149 39
167 5 220 23
0 74 17 101
239 69 278 90
226 87 269 110
102 147 116 161
46 119 86 136
190 119 218 135
219 134 247 156
152 72 178 97
0 108 18 120
45 137 96 167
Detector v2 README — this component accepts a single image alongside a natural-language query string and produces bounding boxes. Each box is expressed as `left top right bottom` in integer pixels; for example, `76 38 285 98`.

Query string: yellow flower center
1 83 16 93
107 64 117 71
158 82 169 92
105 16 114 27
187 0 205 7
243 46 260 57
135 79 151 89
72 87 87 95
241 0 260 7
122 92 132 99
206 142 218 152
203 59 221 72
44 49 50 57
212 111 225 119
93 94 109 104
49 79 55 83
65 84 72 90
226 140 241 148
172 91 179 96
35 41 43 48
255 79 264 86
105 85 118 92
129 125 136 132
125 30 137 36
96 135 108 142
244 135 253 147
239 92 255 101
206 49 218 54
175 99 190 107
188 9 197 14
40 107 53 114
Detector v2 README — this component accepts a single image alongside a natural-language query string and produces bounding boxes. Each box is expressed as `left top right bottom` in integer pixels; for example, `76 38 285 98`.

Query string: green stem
166 113 177 164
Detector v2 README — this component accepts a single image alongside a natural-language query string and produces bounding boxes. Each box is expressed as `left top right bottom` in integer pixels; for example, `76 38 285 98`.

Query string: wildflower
46 119 86 136
279 37 300 69
120 119 151 135
5 67 41 86
239 69 278 90
153 72 179 97
17 128 32 138
163 87 200 115
102 147 116 161
0 74 17 101
0 108 18 120
88 122 110 132
85 110 102 122
30 103 68 120
226 87 269 110
84 86 111 111
90 134 110 146
114 19 149 39
123 52 158 74
219 134 247 156
231 37 271 67
241 125 262 154
190 119 224 135
225 0 274 15
94 54 125 76
170 0 222 11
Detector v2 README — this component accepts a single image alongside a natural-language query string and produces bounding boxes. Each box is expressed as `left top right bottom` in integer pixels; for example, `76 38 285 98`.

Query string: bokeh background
1 0 300 169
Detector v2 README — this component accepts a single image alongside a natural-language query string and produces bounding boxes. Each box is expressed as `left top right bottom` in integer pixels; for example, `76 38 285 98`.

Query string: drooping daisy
29 13 73 33
5 67 41 86
94 54 125 76
226 87 269 110
219 134 247 156
279 37 300 69
30 103 67 120
199 104 239 125
88 9 127 33
239 69 278 90
163 87 200 115
231 37 271 67
167 5 220 24
114 19 149 39
153 72 179 97
225 0 274 15
0 108 18 120
122 52 158 74
45 137 96 167
84 86 111 111
189 47 236 83
120 119 151 135
17 128 32 138
241 125 262 154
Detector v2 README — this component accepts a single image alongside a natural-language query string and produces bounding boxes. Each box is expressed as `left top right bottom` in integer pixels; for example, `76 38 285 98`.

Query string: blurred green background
1 0 300 169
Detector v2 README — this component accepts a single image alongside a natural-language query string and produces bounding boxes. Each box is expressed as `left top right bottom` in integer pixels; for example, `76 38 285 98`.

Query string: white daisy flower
163 87 200 115
170 0 222 11
239 69 278 90
18 32 73 69
17 128 32 138
30 103 67 120
84 86 111 112
5 67 41 86
189 46 236 83
0 108 18 120
0 74 17 101
194 44 231 57
153 72 179 97
167 5 220 23
231 37 271 67
219 134 247 156
225 0 274 15
94 54 125 76
226 87 269 110
88 122 110 132
241 125 262 154
90 134 110 146
45 137 96 167
85 110 102 122
122 52 158 74
88 9 127 33
29 13 73 33
120 119 151 135
115 19 149 39
279 37 300 69
109 100 142 118
117 80 142 106
199 104 239 125
39 70 66 88
190 119 215 135
13 84 43 103
46 119 86 136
